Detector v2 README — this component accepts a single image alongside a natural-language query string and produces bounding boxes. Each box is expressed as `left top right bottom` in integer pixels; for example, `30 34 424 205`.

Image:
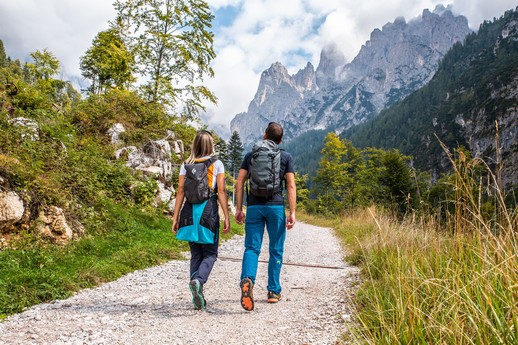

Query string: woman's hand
171 218 179 234
223 218 230 234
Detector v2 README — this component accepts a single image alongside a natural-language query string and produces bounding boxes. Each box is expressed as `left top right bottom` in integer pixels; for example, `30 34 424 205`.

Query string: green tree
0 40 7 67
214 136 229 170
313 132 346 213
228 131 244 180
294 173 310 209
26 49 59 81
341 138 364 209
113 0 216 117
228 130 243 205
80 28 135 94
379 150 416 214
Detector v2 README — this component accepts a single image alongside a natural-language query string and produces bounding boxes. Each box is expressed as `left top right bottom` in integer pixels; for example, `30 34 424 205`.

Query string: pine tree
228 131 244 205
228 131 244 180
214 137 229 170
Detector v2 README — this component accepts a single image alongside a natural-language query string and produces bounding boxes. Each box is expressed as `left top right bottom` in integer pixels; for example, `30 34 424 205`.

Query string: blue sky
1 0 517 137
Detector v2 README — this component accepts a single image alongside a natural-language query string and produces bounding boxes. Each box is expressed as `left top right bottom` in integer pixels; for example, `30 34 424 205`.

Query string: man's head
264 122 283 144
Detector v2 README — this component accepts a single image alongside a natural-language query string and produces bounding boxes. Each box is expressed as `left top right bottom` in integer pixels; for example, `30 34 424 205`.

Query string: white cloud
0 0 114 78
1 0 516 137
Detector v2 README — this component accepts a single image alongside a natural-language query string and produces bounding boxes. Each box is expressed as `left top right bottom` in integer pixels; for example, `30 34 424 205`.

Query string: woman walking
172 130 230 310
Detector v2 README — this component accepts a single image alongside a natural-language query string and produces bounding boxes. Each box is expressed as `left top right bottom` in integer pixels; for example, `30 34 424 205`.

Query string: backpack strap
199 157 216 194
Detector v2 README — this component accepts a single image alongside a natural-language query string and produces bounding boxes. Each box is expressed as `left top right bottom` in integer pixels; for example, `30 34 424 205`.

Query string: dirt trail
0 222 359 345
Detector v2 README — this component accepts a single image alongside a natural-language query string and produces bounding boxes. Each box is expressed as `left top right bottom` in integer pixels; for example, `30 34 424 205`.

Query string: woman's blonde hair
185 130 215 164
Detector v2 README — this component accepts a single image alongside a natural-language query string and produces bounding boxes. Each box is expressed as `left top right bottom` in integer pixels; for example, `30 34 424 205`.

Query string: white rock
0 191 25 229
154 181 173 205
9 117 39 141
107 123 126 144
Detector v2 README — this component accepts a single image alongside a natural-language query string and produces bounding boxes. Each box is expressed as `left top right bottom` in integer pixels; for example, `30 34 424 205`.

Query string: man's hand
235 210 245 225
286 212 296 230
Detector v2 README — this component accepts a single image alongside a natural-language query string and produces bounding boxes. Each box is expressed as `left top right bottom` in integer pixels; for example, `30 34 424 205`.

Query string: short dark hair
265 122 283 144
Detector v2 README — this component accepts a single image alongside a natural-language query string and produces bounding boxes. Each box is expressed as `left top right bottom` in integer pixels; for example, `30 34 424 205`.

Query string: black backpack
183 158 215 204
249 140 281 198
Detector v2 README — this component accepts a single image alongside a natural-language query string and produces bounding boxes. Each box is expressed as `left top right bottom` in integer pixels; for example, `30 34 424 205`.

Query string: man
235 122 296 311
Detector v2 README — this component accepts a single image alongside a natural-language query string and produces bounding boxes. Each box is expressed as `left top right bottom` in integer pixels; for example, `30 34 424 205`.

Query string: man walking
234 122 296 311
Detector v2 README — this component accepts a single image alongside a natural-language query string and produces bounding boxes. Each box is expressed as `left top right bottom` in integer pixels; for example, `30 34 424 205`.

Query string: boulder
172 140 184 156
167 198 176 214
36 206 83 243
0 191 25 230
143 139 171 160
136 166 162 176
154 181 174 206
114 146 140 167
107 123 126 144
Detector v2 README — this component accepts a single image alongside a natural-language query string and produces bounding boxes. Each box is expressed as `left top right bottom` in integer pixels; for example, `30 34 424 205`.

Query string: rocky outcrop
36 206 85 244
114 134 184 212
0 188 85 244
231 5 472 147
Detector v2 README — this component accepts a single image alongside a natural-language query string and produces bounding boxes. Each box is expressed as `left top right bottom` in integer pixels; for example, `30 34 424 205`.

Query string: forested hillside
346 7 518 188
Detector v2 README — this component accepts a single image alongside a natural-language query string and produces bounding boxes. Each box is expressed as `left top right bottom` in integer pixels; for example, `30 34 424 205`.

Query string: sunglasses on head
199 129 212 137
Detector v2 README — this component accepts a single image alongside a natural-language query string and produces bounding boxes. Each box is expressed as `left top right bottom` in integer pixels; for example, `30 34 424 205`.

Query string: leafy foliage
80 28 135 94
309 133 417 215
113 0 216 116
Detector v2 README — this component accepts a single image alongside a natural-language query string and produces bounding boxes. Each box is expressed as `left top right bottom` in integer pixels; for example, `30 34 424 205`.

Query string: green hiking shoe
267 291 281 303
189 279 206 310
240 277 254 311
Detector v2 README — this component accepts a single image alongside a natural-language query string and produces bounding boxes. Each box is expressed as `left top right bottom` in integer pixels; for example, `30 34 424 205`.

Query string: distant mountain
230 5 472 148
346 7 518 188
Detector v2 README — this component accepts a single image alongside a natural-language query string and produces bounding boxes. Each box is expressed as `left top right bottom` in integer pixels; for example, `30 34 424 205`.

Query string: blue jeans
241 205 286 294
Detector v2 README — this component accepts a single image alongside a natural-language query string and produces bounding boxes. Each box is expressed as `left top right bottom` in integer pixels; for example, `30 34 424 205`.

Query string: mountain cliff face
231 61 318 146
346 7 518 187
230 5 471 147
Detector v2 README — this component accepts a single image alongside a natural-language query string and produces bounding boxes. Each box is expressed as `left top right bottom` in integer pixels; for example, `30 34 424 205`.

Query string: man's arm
234 168 248 224
285 172 296 229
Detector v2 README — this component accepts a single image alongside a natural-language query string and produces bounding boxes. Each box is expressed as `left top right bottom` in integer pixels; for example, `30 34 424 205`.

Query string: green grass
0 201 243 319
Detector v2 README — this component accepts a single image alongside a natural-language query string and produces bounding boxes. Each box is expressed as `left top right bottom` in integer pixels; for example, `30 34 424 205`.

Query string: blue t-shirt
240 150 295 206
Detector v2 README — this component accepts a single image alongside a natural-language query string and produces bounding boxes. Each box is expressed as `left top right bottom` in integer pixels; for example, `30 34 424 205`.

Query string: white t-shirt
179 156 224 190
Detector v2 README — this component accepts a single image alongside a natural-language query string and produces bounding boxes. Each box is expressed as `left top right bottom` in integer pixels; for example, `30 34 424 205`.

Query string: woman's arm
171 175 185 234
216 173 230 233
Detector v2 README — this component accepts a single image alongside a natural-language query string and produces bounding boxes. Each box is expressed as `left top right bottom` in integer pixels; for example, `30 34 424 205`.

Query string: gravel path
0 222 360 345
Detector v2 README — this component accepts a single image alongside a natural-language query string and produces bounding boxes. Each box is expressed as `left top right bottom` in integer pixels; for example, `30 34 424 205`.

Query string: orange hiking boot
267 291 281 303
240 277 254 311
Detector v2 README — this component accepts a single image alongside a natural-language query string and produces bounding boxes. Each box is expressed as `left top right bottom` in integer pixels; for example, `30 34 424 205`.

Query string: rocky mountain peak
316 43 346 87
231 7 472 147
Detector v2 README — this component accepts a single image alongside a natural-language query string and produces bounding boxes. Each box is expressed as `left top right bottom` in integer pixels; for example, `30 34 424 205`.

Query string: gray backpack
249 140 281 198
183 158 215 204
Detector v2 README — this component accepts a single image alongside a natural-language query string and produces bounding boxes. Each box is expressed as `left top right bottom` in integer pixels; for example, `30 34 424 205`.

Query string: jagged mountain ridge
346 7 518 187
230 5 472 147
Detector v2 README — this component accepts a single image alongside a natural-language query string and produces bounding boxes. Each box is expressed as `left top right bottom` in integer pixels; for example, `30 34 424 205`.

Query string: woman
172 130 230 310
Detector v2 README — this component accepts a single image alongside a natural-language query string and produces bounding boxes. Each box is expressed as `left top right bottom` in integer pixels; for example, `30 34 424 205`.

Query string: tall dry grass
344 143 517 344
